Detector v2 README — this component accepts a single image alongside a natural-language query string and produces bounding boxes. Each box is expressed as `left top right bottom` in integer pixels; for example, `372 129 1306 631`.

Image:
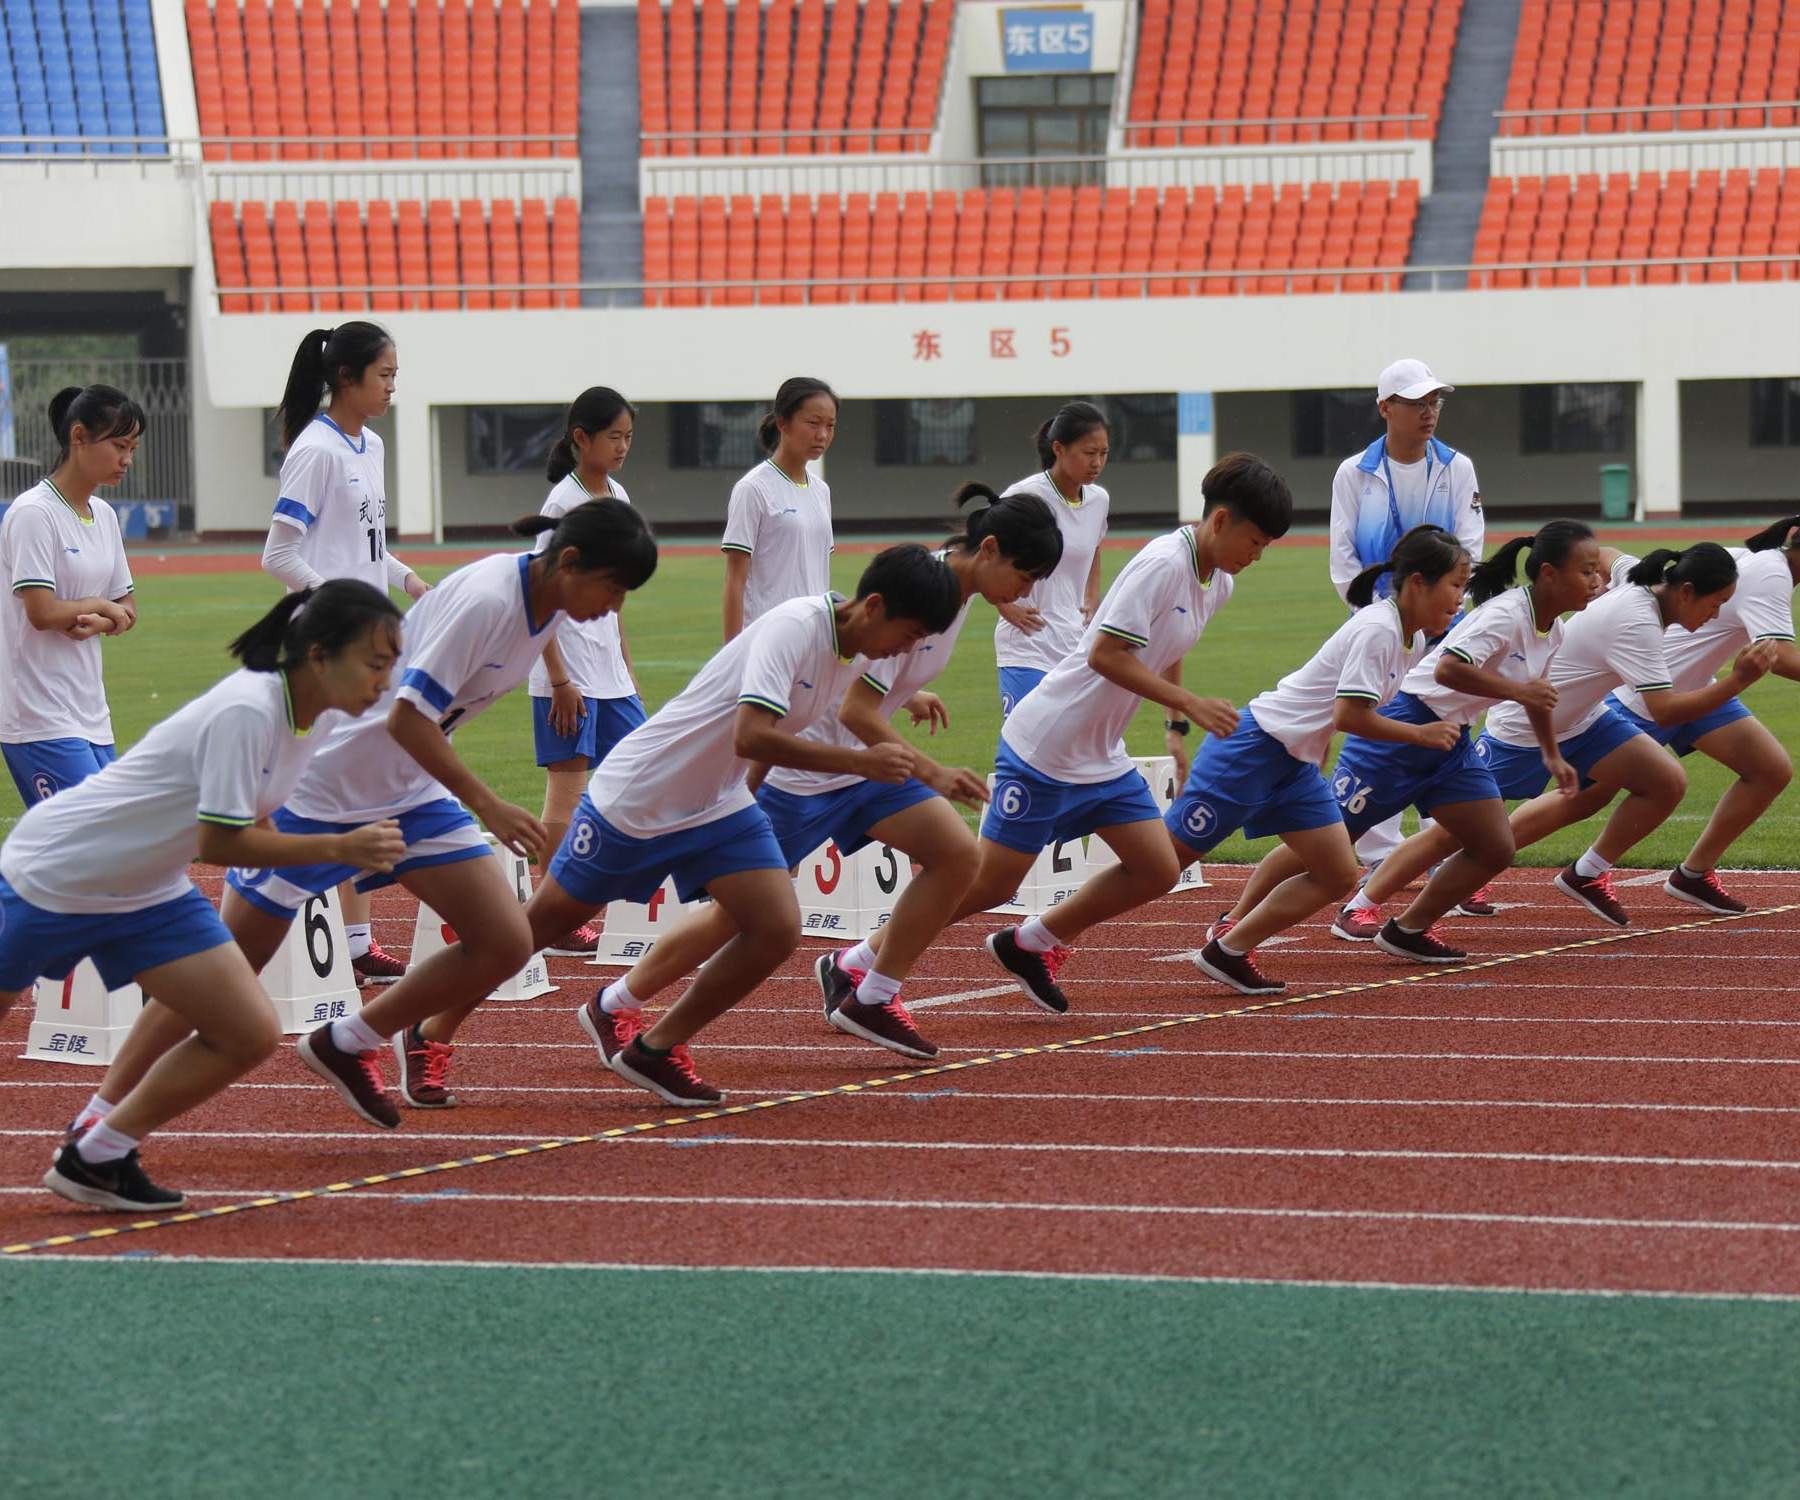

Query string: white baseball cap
1377 358 1454 402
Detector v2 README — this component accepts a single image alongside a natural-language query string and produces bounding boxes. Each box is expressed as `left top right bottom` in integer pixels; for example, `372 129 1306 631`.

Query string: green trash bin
1599 463 1632 520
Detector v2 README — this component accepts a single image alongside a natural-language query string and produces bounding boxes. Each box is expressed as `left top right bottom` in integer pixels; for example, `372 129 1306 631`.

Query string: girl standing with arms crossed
0 385 142 805
262 322 429 986
526 388 646 956
1173 525 1470 995
721 376 837 640
17 581 406 1211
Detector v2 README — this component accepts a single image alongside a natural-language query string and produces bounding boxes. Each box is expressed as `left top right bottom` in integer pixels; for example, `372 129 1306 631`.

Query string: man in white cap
1327 358 1487 920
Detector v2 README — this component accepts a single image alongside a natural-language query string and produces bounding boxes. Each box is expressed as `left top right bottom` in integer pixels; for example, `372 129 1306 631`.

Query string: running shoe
352 941 408 986
392 1023 458 1108
1374 919 1467 964
1330 904 1382 942
985 927 1071 1014
1454 885 1498 917
1193 939 1285 996
1663 865 1748 915
576 997 645 1065
815 951 863 1020
43 1145 186 1212
1204 912 1237 944
1554 866 1629 927
829 995 938 1060
544 923 601 958
607 1038 723 1106
298 1023 401 1128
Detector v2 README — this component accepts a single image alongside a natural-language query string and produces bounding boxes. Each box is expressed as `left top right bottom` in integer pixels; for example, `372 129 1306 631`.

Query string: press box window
1293 390 1386 458
670 401 766 470
1521 384 1628 454
468 406 564 473
875 399 978 465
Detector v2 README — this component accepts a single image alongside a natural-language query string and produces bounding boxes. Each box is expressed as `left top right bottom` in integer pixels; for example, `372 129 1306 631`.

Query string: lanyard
1380 442 1435 540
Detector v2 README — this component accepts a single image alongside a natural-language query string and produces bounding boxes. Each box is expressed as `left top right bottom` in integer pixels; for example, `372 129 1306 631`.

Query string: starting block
796 839 914 941
23 962 144 1066
408 835 556 1000
589 877 706 967
263 887 362 1033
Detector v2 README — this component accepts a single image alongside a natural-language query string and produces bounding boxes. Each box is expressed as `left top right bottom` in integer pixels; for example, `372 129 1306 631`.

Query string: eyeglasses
1387 393 1446 410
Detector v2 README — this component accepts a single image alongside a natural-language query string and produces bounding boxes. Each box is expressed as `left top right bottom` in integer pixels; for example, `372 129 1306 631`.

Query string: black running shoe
1664 865 1747 915
1554 865 1629 926
815 951 861 1020
985 927 1071 1014
43 1145 186 1212
1194 938 1285 996
1374 919 1467 964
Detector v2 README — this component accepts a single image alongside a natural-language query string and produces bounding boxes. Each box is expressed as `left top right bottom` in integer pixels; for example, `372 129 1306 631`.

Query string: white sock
80 1092 114 1123
1574 848 1613 879
839 939 878 973
855 970 902 1007
345 923 372 960
1016 917 1061 953
330 1011 386 1054
75 1120 139 1164
600 979 641 1015
1216 935 1247 958
1678 862 1704 880
1347 889 1379 913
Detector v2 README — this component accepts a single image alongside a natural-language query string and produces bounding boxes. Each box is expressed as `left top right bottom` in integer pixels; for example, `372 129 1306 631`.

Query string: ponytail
1034 400 1108 470
945 481 1063 579
1346 523 1469 610
228 579 402 672
759 376 838 454
512 496 659 590
1467 519 1595 606
47 383 145 466
1744 515 1800 552
1626 542 1737 596
276 321 393 449
546 386 635 484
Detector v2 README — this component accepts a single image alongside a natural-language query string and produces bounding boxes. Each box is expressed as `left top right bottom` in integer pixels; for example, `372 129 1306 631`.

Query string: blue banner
1000 9 1095 72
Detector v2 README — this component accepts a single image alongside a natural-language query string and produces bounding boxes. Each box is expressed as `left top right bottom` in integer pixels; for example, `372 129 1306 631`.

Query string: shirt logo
797 678 815 690
64 546 81 555
483 662 507 670
1508 652 1527 663
777 507 799 517
1173 605 1188 615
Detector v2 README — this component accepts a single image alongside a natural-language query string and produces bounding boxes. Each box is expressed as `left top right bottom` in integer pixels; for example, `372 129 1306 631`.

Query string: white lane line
907 983 1020 1011
19 1253 1800 1304
1151 936 1303 962
1616 871 1673 887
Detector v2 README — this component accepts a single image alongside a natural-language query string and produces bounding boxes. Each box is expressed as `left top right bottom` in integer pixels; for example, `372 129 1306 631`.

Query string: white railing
204 165 576 204
206 254 1800 313
1491 126 1800 181
640 125 934 153
0 132 578 162
1119 112 1430 143
1496 101 1800 136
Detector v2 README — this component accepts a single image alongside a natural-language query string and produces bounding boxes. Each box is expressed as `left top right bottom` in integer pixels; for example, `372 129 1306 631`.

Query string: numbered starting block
588 877 706 966
796 839 914 941
23 963 144 1065
1084 756 1209 889
263 887 363 1034
409 836 556 1000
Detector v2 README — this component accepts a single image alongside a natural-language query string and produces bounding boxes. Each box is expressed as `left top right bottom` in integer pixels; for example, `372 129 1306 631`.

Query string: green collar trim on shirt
765 457 809 488
1523 584 1556 638
1181 525 1215 588
1386 596 1425 652
1045 470 1084 508
281 673 310 736
43 477 96 526
824 592 853 663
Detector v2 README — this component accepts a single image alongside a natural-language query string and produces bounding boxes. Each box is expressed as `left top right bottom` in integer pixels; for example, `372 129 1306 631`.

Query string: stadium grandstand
2 0 1797 537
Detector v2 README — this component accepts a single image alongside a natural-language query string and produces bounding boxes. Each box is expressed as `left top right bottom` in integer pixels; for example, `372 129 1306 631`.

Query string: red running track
3 867 1798 1295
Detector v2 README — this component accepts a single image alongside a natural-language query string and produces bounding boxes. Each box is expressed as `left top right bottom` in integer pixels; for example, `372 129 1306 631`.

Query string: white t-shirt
993 470 1111 672
1001 526 1234 785
287 551 561 822
0 669 325 913
0 480 133 744
720 458 833 626
1614 547 1795 718
593 593 865 837
526 474 635 702
1486 556 1672 747
269 414 395 592
1249 598 1430 765
1404 586 1566 727
767 558 977 798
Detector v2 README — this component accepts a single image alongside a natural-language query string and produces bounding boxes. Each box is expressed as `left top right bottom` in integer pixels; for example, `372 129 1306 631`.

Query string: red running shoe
1554 865 1629 927
1204 912 1237 944
1663 865 1747 915
829 995 938 1060
815 951 864 1020
607 1037 723 1106
1454 884 1499 917
352 941 407 986
1330 904 1382 942
576 997 645 1065
298 1023 400 1128
392 1023 458 1108
544 922 601 957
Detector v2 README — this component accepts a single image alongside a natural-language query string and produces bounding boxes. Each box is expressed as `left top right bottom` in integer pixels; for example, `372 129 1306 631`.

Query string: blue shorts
998 667 1045 719
1605 691 1753 757
1475 706 1649 799
549 796 788 907
1332 692 1501 838
1164 707 1342 854
2 738 116 806
757 777 940 866
531 692 646 770
980 740 1162 855
226 798 490 918
0 877 231 993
